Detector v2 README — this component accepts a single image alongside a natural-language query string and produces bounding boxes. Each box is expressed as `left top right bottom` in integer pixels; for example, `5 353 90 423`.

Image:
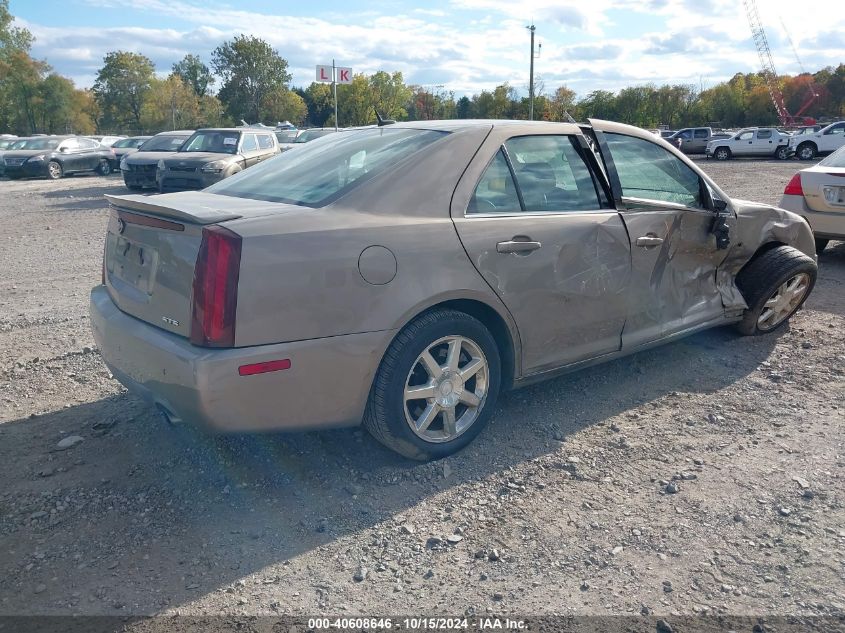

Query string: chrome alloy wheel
758 273 811 331
48 161 62 179
403 335 489 443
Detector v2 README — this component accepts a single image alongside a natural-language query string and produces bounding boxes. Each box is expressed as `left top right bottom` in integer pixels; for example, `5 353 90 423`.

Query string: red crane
743 0 817 126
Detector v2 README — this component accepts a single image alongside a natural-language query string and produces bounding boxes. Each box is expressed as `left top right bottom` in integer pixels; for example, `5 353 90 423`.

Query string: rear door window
257 134 274 150
505 136 601 211
694 129 709 139
241 134 258 152
603 132 702 208
757 130 772 140
467 150 521 214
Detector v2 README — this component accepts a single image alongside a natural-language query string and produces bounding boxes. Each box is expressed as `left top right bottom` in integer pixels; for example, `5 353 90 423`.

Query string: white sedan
780 145 845 252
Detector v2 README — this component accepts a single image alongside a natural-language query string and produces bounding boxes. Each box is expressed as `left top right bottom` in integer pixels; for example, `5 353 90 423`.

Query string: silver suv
156 128 280 192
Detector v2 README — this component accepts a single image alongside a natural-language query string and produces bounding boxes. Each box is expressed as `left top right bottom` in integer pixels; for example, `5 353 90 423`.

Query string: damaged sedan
90 120 817 460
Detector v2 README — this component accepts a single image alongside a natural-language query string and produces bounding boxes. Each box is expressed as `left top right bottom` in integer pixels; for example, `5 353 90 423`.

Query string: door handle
497 238 542 254
636 236 664 248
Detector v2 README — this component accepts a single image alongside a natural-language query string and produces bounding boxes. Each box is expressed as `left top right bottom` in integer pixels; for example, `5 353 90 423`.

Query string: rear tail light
190 225 242 347
783 173 803 196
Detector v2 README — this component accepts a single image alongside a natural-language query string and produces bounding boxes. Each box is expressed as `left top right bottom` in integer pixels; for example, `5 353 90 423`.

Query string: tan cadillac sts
91 120 818 460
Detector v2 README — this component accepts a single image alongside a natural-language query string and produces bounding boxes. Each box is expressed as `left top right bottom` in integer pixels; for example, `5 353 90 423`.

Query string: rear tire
714 147 731 161
775 146 789 160
797 143 816 161
814 238 829 253
734 246 816 336
363 309 501 461
96 159 110 176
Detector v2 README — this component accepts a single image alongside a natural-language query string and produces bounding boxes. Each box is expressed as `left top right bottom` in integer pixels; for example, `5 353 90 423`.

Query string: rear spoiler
105 194 243 225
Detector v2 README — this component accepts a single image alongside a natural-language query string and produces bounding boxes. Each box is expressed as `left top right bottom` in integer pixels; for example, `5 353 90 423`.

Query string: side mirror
59 146 69 153
712 197 728 212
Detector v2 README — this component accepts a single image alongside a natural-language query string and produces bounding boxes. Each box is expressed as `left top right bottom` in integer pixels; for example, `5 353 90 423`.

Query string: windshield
294 129 336 143
179 131 240 154
113 137 147 149
21 138 61 150
208 127 447 207
0 139 15 150
138 135 189 152
819 145 845 168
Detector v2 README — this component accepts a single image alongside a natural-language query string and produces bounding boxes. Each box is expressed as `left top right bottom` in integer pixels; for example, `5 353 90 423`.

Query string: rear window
819 145 845 168
208 127 447 207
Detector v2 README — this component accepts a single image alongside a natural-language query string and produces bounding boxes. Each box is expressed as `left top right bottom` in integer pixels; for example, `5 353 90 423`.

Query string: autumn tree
141 75 201 132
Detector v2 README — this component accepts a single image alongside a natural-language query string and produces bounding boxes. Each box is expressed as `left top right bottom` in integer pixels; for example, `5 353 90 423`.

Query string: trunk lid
800 165 845 213
103 192 287 339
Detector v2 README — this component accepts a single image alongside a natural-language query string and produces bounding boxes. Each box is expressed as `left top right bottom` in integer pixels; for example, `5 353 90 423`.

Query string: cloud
12 0 845 101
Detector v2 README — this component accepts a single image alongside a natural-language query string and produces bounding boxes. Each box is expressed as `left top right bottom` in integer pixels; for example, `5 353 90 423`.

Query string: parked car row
2 136 116 180
1 126 336 186
653 121 845 161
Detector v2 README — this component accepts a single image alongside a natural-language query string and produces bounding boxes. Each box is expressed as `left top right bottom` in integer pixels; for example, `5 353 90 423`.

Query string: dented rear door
451 126 631 375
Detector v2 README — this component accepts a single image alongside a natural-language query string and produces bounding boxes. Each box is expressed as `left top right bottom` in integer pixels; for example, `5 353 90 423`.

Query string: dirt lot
0 160 843 622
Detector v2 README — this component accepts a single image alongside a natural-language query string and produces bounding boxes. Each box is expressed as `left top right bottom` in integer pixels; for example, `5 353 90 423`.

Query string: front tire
734 246 816 336
363 309 501 461
714 147 731 161
46 160 63 180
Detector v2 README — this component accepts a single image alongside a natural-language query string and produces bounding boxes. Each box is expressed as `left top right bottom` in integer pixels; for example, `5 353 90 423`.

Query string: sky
10 0 845 99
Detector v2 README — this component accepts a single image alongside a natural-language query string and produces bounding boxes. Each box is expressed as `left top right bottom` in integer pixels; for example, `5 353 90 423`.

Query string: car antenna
375 108 395 126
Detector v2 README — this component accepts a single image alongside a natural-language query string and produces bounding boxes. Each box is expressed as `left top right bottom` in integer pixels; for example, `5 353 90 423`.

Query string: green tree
302 82 333 126
260 86 307 125
548 85 576 121
172 54 214 97
37 73 76 133
455 96 474 119
212 34 291 124
93 51 156 132
369 71 411 120
336 74 375 126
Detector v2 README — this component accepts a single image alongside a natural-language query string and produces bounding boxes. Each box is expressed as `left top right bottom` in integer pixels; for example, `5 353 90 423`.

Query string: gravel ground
0 161 843 621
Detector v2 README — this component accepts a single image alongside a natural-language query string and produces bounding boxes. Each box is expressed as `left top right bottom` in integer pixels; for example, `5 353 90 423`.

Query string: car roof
154 130 194 136
194 128 270 133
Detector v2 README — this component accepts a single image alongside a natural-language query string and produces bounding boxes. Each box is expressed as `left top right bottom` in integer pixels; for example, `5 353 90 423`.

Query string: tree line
2 0 844 137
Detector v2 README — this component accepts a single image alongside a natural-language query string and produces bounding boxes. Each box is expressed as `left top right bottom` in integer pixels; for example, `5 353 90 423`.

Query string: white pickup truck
787 121 845 160
705 127 791 160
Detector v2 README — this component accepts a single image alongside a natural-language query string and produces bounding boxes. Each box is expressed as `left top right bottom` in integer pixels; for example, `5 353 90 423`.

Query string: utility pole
333 58 339 131
527 24 536 121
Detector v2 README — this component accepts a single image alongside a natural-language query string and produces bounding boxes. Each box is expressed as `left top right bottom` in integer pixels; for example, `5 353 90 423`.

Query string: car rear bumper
779 193 845 239
90 285 392 432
